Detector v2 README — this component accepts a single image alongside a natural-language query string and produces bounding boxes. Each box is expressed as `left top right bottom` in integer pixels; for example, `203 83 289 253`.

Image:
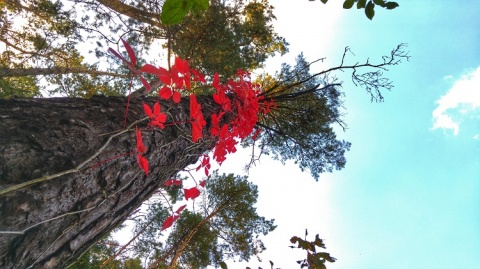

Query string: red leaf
190 94 206 142
196 155 210 173
252 128 262 140
199 180 206 187
191 68 206 83
159 86 173 100
155 113 167 123
153 102 160 116
141 64 171 84
172 91 181 103
108 48 128 64
143 103 153 118
161 214 180 230
174 56 189 74
184 75 191 90
137 154 149 176
210 113 222 136
156 67 172 85
175 204 187 214
164 179 183 186
144 101 167 129
121 38 137 67
140 64 158 73
213 94 221 105
184 186 201 200
139 76 151 92
136 127 146 153
212 73 220 90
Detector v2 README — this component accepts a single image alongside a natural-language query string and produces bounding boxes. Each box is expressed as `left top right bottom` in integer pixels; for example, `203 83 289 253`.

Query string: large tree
0 1 408 268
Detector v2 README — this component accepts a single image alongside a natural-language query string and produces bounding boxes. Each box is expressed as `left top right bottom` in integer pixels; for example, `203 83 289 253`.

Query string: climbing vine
109 39 273 230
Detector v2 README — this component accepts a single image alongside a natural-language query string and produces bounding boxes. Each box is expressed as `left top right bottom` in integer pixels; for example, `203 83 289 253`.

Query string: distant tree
255 53 350 179
69 236 142 269
74 227 337 269
74 172 275 269
0 0 286 98
168 0 288 78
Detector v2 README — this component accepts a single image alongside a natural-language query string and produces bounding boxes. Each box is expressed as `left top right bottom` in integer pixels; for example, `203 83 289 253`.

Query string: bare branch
0 67 129 78
95 0 162 27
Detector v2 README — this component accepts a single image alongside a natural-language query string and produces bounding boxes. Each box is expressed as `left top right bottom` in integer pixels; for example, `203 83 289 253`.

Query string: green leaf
357 0 367 9
313 252 337 263
385 2 399 9
314 234 326 248
373 0 386 7
161 0 195 25
343 0 355 9
365 1 375 20
320 0 329 3
191 0 209 11
219 261 228 269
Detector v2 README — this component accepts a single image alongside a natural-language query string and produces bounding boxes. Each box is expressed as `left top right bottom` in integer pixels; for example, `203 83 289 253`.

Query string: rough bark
0 96 217 269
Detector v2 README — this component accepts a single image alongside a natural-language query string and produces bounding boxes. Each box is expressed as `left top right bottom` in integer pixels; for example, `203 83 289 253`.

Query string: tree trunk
0 96 217 269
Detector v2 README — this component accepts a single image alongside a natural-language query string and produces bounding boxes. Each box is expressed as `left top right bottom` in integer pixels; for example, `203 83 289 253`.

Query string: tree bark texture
0 96 218 268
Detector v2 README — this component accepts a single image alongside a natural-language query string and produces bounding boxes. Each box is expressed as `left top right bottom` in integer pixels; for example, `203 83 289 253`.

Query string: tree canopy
71 172 275 269
0 0 287 98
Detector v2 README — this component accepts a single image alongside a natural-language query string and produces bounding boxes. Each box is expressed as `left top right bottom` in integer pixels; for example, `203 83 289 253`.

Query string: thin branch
260 44 409 99
0 67 129 78
95 0 162 27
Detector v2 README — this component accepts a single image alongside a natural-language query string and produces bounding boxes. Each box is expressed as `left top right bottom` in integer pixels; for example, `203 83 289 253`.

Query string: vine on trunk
109 39 274 231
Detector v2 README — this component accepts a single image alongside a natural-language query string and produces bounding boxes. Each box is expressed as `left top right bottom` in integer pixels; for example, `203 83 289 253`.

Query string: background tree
70 235 143 269
168 0 288 77
77 172 275 269
0 0 286 98
255 53 350 179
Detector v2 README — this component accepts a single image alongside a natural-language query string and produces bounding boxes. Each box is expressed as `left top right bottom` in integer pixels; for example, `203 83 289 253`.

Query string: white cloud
474 134 479 140
432 67 480 135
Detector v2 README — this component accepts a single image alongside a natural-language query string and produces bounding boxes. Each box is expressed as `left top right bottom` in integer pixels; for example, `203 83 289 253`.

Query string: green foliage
256 54 351 180
0 0 104 97
132 202 170 259
204 172 276 261
74 172 274 268
161 0 209 25
0 32 40 98
70 237 138 269
0 0 286 96
289 230 336 269
166 210 220 268
168 0 288 78
0 76 40 98
314 0 399 20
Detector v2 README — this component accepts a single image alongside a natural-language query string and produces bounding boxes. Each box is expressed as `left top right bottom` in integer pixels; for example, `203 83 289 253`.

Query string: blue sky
216 1 480 269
